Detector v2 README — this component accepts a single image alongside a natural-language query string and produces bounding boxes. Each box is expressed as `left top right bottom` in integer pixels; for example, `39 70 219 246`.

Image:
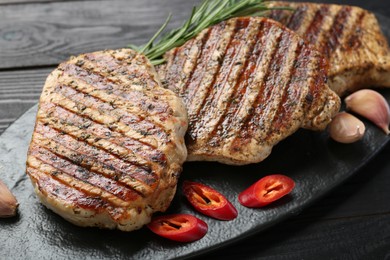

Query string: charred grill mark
191 18 250 140
35 120 154 177
34 123 157 194
344 10 366 50
323 6 352 58
179 29 212 96
28 155 130 208
81 53 162 92
83 51 158 83
305 49 329 122
45 95 166 166
246 30 296 139
286 5 308 31
83 52 125 74
163 37 197 94
222 22 282 150
304 5 330 44
189 26 233 116
26 49 185 226
210 20 267 145
265 40 305 139
158 48 179 86
267 9 288 24
230 23 284 148
195 18 259 145
185 20 239 144
178 28 213 97
29 144 141 203
183 21 230 107
165 47 188 92
27 167 114 212
60 63 170 115
38 103 166 171
115 136 167 166
54 84 171 145
167 47 180 75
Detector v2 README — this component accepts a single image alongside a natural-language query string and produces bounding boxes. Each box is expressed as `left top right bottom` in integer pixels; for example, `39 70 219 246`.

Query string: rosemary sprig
129 0 272 65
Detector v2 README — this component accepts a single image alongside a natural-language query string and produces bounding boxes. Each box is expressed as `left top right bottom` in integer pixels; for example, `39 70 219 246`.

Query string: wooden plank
0 68 51 132
207 213 390 259
0 0 388 70
0 0 199 69
0 0 84 5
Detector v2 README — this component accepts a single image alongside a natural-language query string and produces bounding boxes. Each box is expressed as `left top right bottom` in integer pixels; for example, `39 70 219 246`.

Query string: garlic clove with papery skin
345 89 390 135
329 112 366 144
0 179 18 218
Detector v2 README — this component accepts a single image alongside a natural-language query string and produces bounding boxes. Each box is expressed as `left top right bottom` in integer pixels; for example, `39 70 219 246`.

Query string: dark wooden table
1 0 389 259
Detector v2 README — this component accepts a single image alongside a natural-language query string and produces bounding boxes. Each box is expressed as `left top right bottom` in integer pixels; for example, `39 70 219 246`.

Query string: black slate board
1 13 390 260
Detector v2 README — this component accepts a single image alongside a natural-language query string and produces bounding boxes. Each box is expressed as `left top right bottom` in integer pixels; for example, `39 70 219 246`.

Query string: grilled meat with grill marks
158 17 340 165
26 49 188 231
267 2 390 96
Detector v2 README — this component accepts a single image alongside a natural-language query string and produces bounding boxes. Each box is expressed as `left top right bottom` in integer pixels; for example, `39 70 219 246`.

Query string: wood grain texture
0 0 389 259
0 0 199 69
0 68 51 132
0 0 85 5
0 0 388 70
206 213 390 259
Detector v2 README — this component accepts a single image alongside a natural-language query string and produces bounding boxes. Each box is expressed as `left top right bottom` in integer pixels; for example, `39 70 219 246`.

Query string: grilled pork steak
158 17 340 165
26 49 188 231
267 2 390 96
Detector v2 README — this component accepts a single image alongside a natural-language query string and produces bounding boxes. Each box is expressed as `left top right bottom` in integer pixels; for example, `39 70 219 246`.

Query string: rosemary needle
128 0 271 65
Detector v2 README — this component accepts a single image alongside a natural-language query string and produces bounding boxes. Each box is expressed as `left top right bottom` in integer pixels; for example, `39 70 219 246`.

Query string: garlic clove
0 179 18 218
345 89 390 135
329 112 365 143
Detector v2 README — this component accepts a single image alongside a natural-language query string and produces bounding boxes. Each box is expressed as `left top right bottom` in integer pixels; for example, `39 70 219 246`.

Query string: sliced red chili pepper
238 174 295 208
183 181 238 220
147 214 207 242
